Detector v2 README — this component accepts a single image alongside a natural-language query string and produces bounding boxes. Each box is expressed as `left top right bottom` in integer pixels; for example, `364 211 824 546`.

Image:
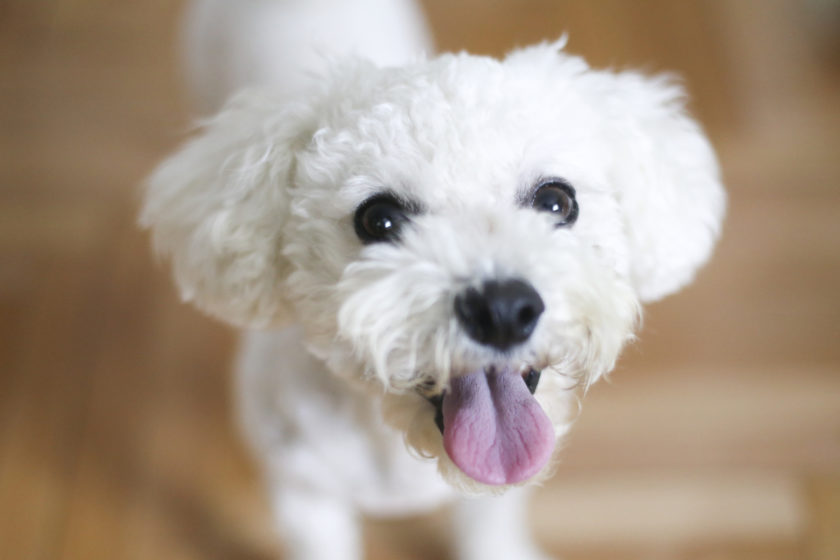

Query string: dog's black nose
454 279 544 351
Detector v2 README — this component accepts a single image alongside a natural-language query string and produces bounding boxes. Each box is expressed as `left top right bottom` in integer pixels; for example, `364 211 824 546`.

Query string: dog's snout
454 279 544 351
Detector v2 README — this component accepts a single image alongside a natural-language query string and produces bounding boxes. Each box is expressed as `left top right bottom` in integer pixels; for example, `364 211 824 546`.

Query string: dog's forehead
308 56 602 209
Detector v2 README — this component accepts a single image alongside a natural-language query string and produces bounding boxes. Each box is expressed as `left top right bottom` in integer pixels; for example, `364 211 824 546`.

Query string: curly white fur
141 1 725 559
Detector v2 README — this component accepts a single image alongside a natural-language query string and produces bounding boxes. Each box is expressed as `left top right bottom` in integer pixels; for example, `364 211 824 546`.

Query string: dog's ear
600 71 725 302
140 90 315 327
505 43 725 302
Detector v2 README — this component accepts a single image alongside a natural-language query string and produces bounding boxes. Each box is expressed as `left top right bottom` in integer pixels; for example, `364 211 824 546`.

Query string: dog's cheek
333 256 456 386
280 190 365 317
528 242 640 383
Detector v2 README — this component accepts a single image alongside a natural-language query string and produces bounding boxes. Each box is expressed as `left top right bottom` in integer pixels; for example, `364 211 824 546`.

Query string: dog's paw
457 542 557 560
506 547 558 560
461 551 558 560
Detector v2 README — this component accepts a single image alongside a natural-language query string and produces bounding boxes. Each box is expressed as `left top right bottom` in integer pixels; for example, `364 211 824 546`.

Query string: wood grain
1 1 838 558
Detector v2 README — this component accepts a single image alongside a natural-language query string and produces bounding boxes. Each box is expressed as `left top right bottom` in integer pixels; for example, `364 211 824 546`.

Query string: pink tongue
442 368 555 485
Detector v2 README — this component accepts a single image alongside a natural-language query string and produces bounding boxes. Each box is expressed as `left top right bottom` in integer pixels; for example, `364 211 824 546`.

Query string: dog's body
143 1 725 558
182 0 433 113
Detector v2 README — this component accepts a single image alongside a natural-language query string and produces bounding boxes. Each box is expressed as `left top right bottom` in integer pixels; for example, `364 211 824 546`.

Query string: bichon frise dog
141 1 725 558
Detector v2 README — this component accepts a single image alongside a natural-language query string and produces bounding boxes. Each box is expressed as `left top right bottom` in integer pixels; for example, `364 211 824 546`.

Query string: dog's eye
354 194 412 244
531 180 578 226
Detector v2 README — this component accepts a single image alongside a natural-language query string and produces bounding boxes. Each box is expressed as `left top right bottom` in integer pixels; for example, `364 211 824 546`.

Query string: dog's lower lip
426 392 445 433
522 367 541 395
424 367 541 434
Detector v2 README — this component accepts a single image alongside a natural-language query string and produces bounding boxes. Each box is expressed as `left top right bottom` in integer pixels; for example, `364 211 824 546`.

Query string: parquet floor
1 1 838 559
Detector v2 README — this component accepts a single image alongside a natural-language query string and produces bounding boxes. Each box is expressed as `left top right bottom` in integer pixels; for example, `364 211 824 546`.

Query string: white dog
141 1 725 558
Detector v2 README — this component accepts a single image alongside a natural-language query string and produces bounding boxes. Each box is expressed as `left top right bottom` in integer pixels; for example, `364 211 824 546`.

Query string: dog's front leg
271 484 360 560
453 486 553 560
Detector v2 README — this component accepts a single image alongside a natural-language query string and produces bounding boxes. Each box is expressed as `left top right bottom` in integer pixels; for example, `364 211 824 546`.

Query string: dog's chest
317 401 455 514
236 328 455 515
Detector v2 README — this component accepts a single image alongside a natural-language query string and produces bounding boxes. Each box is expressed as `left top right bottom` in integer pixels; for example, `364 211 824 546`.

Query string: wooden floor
1 1 838 559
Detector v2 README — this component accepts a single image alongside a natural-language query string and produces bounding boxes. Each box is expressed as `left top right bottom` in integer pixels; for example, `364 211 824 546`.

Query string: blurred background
1 0 838 559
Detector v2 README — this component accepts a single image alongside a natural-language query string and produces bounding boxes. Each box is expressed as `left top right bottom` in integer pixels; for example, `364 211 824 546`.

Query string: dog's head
142 43 724 491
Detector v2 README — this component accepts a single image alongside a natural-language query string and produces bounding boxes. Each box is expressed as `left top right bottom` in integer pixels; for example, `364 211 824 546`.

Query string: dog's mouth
426 368 542 432
423 366 554 486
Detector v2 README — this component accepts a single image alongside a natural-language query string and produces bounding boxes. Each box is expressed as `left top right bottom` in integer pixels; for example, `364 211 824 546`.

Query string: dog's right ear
140 90 316 328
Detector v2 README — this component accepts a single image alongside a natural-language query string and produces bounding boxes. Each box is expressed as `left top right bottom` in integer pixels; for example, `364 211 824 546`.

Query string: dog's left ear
140 90 317 328
599 70 726 302
507 43 725 302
